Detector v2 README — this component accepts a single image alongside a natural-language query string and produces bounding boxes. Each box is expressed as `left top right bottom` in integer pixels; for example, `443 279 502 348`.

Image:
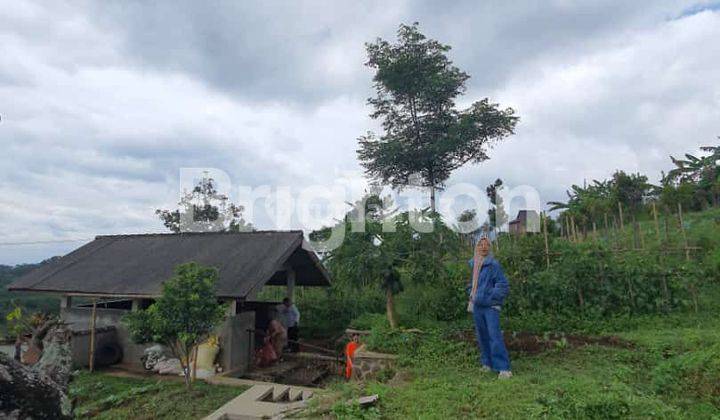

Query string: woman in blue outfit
468 237 512 379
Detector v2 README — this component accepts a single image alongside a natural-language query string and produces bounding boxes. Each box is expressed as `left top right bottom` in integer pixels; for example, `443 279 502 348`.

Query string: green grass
309 310 720 419
69 372 246 419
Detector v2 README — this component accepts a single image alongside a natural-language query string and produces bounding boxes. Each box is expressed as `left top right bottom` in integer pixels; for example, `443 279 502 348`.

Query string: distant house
508 210 540 235
8 230 331 374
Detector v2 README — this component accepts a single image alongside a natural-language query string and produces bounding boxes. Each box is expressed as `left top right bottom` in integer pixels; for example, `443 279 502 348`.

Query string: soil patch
456 330 634 355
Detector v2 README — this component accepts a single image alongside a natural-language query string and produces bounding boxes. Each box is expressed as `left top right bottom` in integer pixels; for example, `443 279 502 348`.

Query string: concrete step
271 385 291 402
204 384 316 420
288 388 304 402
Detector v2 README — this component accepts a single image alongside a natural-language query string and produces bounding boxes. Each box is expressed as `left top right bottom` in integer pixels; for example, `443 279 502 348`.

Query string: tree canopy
357 23 518 211
156 174 253 233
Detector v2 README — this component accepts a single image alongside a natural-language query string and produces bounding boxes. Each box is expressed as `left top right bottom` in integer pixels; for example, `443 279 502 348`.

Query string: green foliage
295 286 385 338
331 400 381 420
497 235 703 319
123 262 226 388
314 193 465 329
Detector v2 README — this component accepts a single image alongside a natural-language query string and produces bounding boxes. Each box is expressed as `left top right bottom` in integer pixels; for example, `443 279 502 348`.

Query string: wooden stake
542 213 550 269
89 298 97 372
618 202 625 230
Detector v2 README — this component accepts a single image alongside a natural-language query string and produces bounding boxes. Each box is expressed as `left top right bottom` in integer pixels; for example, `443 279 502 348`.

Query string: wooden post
286 268 296 301
618 202 625 230
651 201 661 244
542 213 550 269
89 298 97 372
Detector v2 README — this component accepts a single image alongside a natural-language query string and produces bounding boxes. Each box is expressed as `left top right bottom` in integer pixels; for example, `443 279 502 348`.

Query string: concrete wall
219 311 255 375
63 306 256 373
70 328 118 368
61 307 146 369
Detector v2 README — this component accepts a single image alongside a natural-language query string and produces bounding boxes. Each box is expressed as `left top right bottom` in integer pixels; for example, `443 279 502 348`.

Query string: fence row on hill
484 202 704 268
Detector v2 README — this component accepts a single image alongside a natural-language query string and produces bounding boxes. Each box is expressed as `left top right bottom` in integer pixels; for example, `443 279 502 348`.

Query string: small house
7 230 331 375
508 210 540 235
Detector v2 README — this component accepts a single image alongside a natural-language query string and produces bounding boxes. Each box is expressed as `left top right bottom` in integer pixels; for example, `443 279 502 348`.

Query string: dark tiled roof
8 231 330 298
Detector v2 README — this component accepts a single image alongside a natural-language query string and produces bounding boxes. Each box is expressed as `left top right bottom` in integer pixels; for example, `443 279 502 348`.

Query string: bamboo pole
542 213 550 269
592 221 597 240
89 298 97 372
651 201 661 243
565 216 571 242
677 203 698 313
604 212 609 238
677 203 690 261
632 215 642 250
571 216 578 243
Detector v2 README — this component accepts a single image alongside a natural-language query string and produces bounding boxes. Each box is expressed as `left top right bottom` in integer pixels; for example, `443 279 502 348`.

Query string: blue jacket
466 256 510 308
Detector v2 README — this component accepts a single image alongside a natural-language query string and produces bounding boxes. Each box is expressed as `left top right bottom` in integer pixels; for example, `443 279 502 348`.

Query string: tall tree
358 23 518 211
156 174 253 233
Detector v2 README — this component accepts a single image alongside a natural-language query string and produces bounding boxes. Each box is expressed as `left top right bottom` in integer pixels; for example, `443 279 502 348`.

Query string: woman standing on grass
468 237 512 379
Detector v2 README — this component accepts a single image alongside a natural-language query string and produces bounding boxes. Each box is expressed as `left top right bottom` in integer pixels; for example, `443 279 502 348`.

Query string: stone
0 352 72 419
357 394 379 407
34 325 73 388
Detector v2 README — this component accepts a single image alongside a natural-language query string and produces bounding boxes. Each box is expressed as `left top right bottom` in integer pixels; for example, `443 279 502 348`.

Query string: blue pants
473 306 511 371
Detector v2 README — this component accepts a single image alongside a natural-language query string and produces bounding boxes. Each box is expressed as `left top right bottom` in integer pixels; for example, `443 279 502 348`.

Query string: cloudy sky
1 0 719 264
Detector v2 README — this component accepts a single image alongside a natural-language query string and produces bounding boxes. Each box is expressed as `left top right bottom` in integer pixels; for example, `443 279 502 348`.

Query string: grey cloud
85 0 695 105
1 0 719 265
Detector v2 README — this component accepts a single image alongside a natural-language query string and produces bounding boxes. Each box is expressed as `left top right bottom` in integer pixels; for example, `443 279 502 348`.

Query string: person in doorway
267 318 287 359
277 298 300 352
468 237 512 379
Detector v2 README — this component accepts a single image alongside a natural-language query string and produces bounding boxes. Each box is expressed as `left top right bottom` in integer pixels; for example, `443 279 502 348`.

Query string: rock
34 326 73 388
357 394 379 407
154 358 183 375
0 352 72 419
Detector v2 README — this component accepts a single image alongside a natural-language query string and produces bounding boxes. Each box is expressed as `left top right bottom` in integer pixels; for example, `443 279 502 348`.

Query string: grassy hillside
307 293 720 419
300 207 720 418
